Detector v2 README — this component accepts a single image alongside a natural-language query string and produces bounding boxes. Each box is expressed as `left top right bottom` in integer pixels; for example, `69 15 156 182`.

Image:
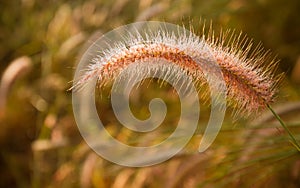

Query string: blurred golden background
1 0 300 187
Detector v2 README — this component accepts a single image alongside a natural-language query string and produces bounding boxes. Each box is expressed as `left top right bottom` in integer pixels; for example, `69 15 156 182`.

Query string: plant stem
267 104 300 151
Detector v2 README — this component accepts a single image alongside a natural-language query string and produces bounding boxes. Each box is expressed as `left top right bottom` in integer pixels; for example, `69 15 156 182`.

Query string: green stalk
267 104 300 151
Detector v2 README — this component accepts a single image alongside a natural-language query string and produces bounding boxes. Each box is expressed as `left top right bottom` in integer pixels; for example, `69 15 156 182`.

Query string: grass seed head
74 22 281 117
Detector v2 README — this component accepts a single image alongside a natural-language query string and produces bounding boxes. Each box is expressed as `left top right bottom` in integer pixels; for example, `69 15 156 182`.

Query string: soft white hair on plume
74 24 280 116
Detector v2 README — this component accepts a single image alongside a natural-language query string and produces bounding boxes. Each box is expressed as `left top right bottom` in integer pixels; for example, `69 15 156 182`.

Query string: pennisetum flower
73 22 300 151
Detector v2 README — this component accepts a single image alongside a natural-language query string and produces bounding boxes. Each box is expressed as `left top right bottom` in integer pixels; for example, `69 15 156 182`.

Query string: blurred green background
1 0 300 187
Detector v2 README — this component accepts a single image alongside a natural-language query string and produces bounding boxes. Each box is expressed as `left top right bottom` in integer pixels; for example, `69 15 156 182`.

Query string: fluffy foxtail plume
74 23 280 116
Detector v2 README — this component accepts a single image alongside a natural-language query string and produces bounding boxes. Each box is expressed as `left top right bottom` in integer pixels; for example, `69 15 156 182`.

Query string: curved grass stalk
267 104 300 151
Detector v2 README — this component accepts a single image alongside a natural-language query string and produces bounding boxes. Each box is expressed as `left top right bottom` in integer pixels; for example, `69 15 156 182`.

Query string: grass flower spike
73 21 300 151
76 23 277 116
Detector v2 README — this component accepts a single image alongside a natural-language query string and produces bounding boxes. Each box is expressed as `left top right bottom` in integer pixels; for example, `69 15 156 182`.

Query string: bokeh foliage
0 0 300 187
